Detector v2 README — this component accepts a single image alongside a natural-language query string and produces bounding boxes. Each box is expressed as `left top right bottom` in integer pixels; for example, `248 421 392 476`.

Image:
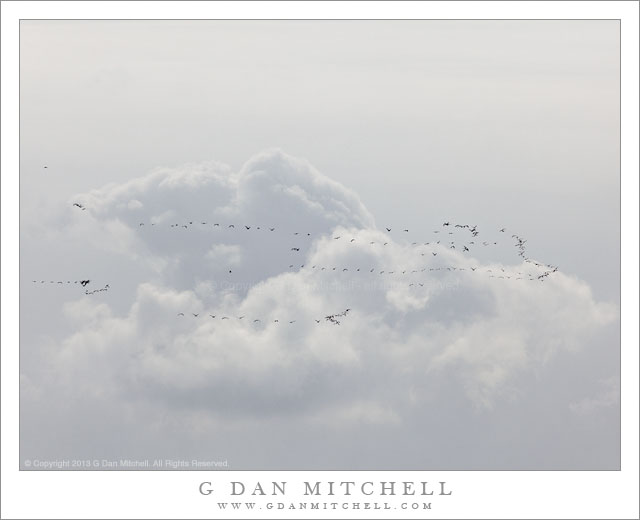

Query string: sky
19 20 620 470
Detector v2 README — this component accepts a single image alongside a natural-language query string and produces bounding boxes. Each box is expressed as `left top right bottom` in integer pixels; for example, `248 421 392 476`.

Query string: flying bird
73 203 86 210
386 227 391 232
291 247 300 251
245 225 251 230
177 313 184 316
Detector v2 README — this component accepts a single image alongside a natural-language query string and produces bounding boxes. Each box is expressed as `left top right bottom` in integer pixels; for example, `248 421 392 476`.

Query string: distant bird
386 227 391 232
221 317 229 320
334 236 341 240
139 223 144 226
350 238 355 242
443 222 450 226
370 241 375 245
499 228 506 232
274 319 279 323
43 166 48 168
289 264 294 268
253 319 260 323
342 268 348 272
209 315 216 318
214 223 220 226
403 229 409 232
432 252 437 256
228 224 235 228
269 227 275 231
238 316 244 320
463 246 469 252
289 320 296 324
383 242 388 246
245 226 251 230
177 313 184 316
291 247 300 251
229 270 232 273
73 203 86 211
315 319 321 323
192 313 199 317
80 280 90 287
294 232 299 235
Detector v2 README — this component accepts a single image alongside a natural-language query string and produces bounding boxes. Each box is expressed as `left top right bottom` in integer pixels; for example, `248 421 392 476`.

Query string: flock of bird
175 308 352 326
32 279 91 286
63 202 561 322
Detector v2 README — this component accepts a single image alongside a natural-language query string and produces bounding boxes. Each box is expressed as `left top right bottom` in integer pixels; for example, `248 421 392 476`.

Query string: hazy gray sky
20 20 620 469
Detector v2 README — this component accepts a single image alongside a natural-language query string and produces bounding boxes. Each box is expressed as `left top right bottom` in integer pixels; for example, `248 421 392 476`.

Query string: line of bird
276 264 558 287
85 284 110 295
69 206 559 283
176 308 351 325
32 279 92 286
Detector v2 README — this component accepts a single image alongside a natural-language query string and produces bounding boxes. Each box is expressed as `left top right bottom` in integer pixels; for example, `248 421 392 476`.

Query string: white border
2 2 638 519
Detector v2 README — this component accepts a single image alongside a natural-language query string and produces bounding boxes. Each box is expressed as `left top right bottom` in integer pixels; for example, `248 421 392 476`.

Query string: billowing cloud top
21 150 619 469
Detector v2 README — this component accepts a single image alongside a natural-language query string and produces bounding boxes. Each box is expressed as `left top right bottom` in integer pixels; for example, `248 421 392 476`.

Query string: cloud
20 149 619 468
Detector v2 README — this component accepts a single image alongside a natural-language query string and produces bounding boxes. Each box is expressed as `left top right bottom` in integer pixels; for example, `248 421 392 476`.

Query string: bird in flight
386 227 391 232
221 317 229 320
192 313 199 317
177 313 185 316
253 319 260 323
228 224 235 228
350 238 355 242
73 203 86 211
432 252 437 256
463 246 469 252
334 236 341 240
291 247 300 251
403 229 409 232
269 227 275 231
443 222 450 226
499 228 506 232
245 225 251 230
209 315 216 318
80 280 90 286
